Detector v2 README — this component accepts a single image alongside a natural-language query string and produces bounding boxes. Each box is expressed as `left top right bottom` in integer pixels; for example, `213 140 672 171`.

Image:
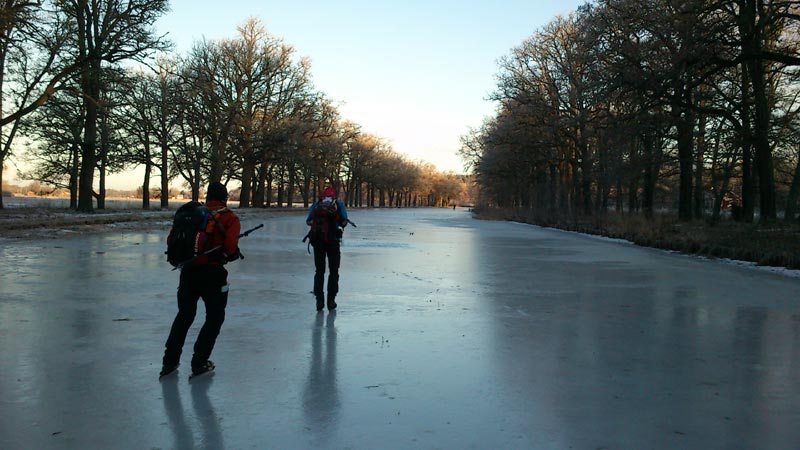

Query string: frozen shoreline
512 220 800 278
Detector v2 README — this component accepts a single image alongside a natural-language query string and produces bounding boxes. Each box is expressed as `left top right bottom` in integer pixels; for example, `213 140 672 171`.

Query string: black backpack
308 199 339 245
166 201 213 268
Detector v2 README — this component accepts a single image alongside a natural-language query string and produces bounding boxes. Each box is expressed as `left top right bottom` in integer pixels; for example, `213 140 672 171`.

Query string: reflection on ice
190 376 224 449
303 312 339 436
161 376 193 448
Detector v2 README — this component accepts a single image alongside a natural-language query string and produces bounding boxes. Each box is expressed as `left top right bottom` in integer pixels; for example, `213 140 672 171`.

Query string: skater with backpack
160 181 242 380
305 186 349 312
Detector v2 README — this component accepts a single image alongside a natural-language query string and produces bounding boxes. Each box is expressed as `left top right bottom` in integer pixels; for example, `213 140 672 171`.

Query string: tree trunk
748 56 776 220
264 164 272 207
286 160 295 208
0 44 5 209
209 123 227 184
77 0 97 212
142 136 152 209
548 164 557 212
0 155 4 209
642 137 655 220
712 166 732 224
265 163 274 208
255 158 269 207
628 178 638 213
740 62 755 222
143 159 151 210
709 130 727 223
559 161 570 211
694 110 707 219
596 141 608 214
303 173 311 208
97 149 106 210
239 160 254 208
97 103 111 210
784 148 800 222
78 60 101 212
70 143 79 209
737 5 761 222
676 104 694 221
367 183 374 207
160 137 169 210
579 136 592 215
191 158 201 201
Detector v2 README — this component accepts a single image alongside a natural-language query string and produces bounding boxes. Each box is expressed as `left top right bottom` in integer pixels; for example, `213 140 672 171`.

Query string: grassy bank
0 204 305 240
474 207 800 270
0 208 175 239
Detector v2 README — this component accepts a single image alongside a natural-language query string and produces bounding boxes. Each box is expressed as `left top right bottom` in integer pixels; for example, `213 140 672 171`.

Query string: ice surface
1 208 799 449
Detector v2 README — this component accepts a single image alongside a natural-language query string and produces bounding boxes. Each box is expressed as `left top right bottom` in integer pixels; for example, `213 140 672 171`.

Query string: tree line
1 3 466 211
460 0 800 223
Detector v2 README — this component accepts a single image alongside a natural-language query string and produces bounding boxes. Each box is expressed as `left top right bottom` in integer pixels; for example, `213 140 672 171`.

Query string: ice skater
305 186 349 312
160 182 242 380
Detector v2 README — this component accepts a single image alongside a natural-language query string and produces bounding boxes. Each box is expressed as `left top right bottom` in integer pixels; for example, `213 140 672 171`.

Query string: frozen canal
1 207 799 449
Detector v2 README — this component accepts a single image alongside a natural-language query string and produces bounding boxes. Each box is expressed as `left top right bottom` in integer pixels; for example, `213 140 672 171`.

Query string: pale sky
12 0 589 189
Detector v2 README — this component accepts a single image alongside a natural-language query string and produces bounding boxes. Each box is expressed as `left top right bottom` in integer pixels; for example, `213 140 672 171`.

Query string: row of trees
1 3 466 210
461 0 800 223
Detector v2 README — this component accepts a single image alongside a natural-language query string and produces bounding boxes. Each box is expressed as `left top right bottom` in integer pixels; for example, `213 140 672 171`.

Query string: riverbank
474 207 800 270
0 198 305 240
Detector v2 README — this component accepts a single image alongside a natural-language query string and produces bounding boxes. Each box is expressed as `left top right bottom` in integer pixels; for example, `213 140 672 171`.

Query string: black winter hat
206 182 228 201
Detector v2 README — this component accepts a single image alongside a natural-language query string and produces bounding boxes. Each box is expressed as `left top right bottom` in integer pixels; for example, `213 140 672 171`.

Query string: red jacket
202 200 241 265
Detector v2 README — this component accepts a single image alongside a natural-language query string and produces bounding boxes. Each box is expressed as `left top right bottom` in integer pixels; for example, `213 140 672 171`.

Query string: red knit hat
321 187 336 199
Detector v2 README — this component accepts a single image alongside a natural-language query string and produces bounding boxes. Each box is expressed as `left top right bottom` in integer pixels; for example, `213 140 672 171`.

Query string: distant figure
453 204 456 210
160 181 242 380
306 186 349 312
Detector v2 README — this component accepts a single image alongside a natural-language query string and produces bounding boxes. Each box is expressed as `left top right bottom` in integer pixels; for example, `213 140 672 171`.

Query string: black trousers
313 241 341 299
163 265 228 369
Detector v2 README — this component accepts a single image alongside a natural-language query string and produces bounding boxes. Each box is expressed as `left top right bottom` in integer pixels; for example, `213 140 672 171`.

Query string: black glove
209 250 227 263
227 247 244 262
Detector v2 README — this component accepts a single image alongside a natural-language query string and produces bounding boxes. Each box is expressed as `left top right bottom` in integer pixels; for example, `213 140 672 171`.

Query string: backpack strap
206 206 227 235
198 207 230 264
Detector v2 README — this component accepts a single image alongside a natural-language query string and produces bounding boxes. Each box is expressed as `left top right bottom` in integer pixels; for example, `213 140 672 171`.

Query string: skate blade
158 369 178 381
188 369 215 382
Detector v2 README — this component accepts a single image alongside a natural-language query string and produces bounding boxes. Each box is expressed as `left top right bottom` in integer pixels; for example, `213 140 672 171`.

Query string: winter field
1 195 144 209
1 206 799 449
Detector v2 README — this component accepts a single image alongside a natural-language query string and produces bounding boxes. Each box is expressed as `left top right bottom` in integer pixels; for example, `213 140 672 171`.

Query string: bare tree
19 87 84 206
468 0 800 225
1 0 77 208
118 70 158 208
58 0 170 211
224 17 310 208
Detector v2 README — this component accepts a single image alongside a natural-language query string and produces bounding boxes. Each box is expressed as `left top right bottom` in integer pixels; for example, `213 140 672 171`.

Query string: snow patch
695 255 800 278
514 220 800 278
511 221 633 245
